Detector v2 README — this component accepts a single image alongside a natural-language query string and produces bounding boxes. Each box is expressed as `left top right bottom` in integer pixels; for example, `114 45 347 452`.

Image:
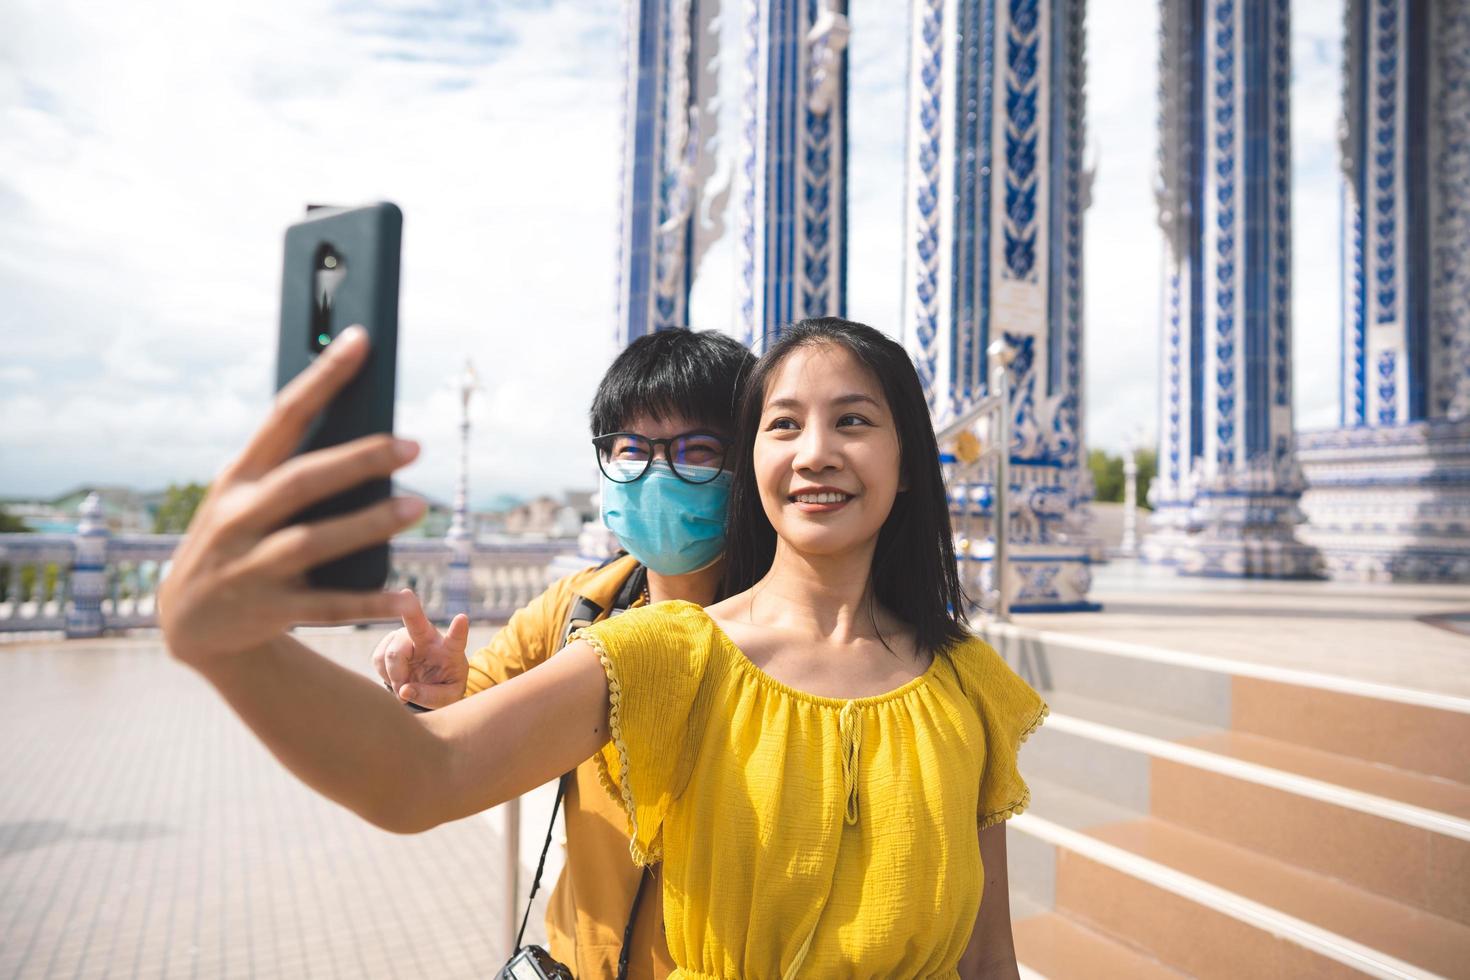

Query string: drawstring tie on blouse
784 701 865 980
838 702 862 826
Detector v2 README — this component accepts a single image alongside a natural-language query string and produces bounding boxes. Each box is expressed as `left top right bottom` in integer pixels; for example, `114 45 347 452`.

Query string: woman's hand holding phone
160 326 425 672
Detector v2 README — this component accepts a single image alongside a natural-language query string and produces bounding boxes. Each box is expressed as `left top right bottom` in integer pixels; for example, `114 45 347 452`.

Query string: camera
496 945 575 980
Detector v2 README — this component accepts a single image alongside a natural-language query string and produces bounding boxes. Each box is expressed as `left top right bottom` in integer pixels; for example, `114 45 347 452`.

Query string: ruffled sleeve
950 637 1049 829
572 600 717 866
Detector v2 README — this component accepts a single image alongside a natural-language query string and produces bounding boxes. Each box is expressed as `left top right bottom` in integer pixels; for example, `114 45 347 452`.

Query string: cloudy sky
0 0 1343 506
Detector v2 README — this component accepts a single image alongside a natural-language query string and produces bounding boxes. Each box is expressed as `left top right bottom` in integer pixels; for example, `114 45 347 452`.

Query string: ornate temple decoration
906 0 945 411
901 0 1097 612
1154 0 1194 511
1143 0 1318 578
1298 0 1470 582
1430 0 1470 421
1341 0 1422 426
737 0 850 353
615 0 724 344
606 0 1468 589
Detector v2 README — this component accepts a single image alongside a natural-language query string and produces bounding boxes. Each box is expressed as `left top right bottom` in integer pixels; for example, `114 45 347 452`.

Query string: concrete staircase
982 623 1470 979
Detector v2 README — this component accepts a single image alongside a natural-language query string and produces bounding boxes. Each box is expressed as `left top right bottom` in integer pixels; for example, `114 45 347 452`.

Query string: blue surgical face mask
600 460 731 576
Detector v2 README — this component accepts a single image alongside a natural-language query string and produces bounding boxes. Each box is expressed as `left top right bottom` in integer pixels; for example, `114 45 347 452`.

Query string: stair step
1154 736 1470 925
986 622 1470 784
1014 912 1187 980
1180 730 1470 820
1014 813 1415 978
1034 696 1470 842
1231 676 1470 785
1015 806 1470 979
1025 698 1470 924
1043 689 1222 742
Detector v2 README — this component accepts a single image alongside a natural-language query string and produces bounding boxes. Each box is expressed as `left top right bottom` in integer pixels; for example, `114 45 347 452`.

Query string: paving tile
0 630 520 978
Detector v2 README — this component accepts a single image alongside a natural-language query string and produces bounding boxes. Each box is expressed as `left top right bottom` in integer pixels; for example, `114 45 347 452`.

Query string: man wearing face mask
371 329 753 980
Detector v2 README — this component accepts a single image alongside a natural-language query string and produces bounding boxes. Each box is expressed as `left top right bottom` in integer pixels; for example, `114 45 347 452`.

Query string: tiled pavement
0 626 551 979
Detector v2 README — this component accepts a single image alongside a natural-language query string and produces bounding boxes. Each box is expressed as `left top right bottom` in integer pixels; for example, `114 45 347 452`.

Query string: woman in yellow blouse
161 317 1045 979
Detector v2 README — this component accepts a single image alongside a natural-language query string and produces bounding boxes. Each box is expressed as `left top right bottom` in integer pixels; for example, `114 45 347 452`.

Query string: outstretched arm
194 633 610 833
160 325 610 832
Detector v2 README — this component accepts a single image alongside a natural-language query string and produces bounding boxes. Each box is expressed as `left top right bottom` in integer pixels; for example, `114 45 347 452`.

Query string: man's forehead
617 413 718 436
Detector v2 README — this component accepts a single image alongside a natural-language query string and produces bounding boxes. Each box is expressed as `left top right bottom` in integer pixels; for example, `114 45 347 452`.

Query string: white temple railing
0 526 572 636
935 351 1014 623
0 534 77 632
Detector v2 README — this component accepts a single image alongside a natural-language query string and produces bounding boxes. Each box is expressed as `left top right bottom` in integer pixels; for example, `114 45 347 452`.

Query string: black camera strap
616 867 652 980
515 775 568 954
509 561 653 978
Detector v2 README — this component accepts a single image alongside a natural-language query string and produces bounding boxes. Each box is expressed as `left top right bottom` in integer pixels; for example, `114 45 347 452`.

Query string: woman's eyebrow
765 393 881 410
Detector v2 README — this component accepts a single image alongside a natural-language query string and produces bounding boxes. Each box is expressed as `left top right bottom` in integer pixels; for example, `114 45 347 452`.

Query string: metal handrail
937 359 1012 623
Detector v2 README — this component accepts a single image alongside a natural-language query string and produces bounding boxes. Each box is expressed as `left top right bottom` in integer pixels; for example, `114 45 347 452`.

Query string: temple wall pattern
611 0 1470 593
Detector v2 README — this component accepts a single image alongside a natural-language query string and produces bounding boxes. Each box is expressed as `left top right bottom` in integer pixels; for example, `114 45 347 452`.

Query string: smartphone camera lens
311 243 347 353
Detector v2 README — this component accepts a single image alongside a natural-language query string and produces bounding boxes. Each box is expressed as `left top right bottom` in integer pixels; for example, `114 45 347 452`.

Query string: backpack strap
562 558 646 646
562 594 605 646
612 563 649 614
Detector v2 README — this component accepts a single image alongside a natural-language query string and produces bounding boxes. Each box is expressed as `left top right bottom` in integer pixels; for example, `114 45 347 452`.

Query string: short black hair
590 329 755 437
722 317 969 655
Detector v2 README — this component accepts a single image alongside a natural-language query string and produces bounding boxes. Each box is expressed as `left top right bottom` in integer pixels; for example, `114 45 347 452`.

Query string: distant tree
15 562 60 603
0 508 31 604
1087 448 1156 510
1135 448 1157 510
153 483 209 533
1088 449 1124 503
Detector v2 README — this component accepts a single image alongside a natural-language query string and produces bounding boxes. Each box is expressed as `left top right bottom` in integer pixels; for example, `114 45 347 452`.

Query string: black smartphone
275 202 402 591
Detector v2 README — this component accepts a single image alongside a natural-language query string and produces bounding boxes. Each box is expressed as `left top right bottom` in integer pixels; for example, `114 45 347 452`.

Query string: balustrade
0 535 72 631
0 521 571 637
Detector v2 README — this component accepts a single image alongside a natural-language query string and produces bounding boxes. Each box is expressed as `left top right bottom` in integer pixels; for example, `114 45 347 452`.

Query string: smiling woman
724 317 967 656
161 316 1044 980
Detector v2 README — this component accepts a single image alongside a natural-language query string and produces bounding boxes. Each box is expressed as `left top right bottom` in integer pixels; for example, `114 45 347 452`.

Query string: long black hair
722 317 969 654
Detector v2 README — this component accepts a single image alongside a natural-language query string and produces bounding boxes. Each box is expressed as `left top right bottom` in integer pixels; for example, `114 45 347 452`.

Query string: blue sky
0 0 1343 504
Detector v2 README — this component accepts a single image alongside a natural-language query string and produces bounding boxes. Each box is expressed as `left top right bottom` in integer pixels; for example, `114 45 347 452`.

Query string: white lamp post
444 359 480 618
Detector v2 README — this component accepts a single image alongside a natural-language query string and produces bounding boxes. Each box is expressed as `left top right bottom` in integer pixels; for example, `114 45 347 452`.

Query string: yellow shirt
465 556 676 980
576 601 1047 980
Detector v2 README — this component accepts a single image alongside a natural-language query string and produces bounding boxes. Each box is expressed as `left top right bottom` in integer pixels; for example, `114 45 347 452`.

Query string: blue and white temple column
1142 0 1319 577
902 0 1097 611
615 0 723 344
737 0 850 352
1294 0 1470 581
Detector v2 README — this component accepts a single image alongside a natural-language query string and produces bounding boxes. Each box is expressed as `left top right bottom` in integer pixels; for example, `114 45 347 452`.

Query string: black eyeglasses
592 430 729 485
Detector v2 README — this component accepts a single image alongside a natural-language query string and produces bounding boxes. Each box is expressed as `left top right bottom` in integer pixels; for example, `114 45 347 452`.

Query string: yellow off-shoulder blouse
574 601 1047 980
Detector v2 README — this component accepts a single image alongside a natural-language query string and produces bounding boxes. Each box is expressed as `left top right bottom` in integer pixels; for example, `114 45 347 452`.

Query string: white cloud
1 0 622 502
0 0 1353 502
1083 0 1346 451
1291 9 1345 432
844 0 911 336
1082 0 1165 452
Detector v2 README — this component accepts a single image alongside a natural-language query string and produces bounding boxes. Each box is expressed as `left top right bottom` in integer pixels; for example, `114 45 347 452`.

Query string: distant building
393 486 454 539
2 486 157 534
500 494 584 539
1 484 599 544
